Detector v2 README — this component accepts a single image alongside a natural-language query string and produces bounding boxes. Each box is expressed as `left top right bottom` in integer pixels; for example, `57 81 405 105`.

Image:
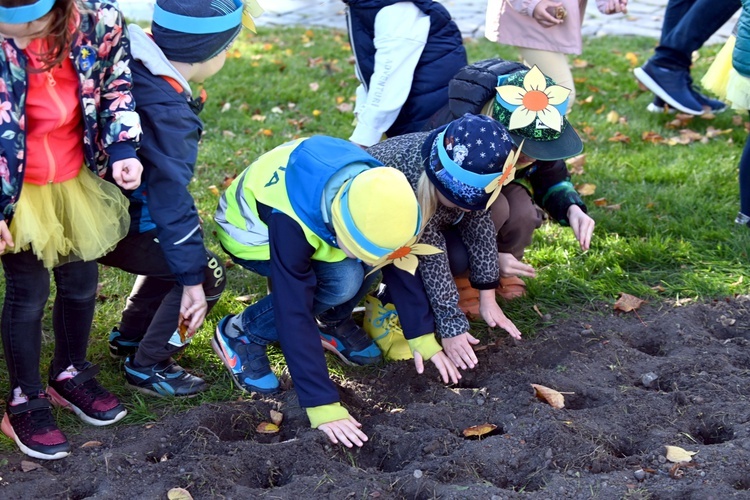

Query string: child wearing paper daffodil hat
213 136 460 448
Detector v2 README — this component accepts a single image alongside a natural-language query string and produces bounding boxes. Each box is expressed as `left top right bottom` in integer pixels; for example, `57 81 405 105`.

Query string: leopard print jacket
368 132 500 338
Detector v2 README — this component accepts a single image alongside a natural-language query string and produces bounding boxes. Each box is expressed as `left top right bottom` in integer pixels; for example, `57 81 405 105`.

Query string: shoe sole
320 337 381 366
1 414 70 460
125 381 206 399
634 67 704 115
211 336 279 394
47 386 127 427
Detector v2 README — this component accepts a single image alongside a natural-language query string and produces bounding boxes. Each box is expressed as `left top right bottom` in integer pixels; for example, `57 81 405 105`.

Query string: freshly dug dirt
1 297 749 499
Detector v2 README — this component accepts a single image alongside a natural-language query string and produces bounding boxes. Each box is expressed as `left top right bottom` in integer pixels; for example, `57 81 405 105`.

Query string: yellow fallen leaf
614 292 646 313
665 445 697 463
167 487 194 500
606 110 620 123
312 109 322 117
572 58 588 68
270 410 284 426
256 422 280 434
625 52 638 67
207 185 220 196
575 183 596 196
462 423 497 437
531 384 565 409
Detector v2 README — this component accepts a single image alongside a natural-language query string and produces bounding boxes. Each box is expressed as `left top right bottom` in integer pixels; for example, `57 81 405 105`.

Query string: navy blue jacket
345 0 467 136
126 61 206 286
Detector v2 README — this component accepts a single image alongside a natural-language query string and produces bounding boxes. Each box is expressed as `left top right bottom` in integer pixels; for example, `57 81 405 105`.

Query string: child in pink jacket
485 0 628 111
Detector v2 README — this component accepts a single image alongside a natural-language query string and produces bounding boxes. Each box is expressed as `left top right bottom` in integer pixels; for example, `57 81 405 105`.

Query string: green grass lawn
1 27 749 435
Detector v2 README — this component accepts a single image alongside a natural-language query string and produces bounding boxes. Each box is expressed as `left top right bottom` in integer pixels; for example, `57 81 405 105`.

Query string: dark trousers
1 250 97 395
98 231 226 366
652 0 740 70
740 127 750 217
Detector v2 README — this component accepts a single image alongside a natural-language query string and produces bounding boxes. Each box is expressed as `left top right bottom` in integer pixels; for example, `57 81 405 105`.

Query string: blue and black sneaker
318 316 382 366
211 315 279 394
124 358 208 398
635 61 704 115
108 327 142 359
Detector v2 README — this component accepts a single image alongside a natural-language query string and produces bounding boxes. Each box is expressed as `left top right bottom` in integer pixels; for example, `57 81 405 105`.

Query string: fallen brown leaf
641 131 664 144
207 185 220 196
625 52 638 66
21 460 43 472
605 203 622 211
614 293 646 313
462 423 497 438
336 103 353 113
530 384 565 409
665 445 697 463
606 110 620 123
80 440 103 448
593 198 608 207
572 59 588 68
608 132 631 143
565 154 586 175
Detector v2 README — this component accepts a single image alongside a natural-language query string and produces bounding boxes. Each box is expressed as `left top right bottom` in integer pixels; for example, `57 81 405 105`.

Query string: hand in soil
318 415 368 448
414 350 461 384
441 332 480 369
479 291 523 340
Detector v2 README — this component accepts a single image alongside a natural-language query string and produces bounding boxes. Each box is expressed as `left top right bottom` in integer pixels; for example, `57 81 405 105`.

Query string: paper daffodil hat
331 167 441 275
492 65 583 161
152 0 264 63
425 114 516 211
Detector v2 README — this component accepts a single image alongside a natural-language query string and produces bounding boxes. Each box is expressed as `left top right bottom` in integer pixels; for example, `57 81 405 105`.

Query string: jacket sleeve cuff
306 402 351 428
106 142 139 166
407 333 442 361
541 181 587 225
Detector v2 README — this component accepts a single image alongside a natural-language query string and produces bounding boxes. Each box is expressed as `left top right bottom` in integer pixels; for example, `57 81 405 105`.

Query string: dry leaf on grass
462 423 497 438
21 460 43 472
270 410 284 426
565 154 586 175
625 52 638 66
575 183 596 196
608 132 631 143
336 103 353 113
207 185 219 196
606 110 620 123
256 422 280 434
167 487 194 500
530 384 565 409
614 293 646 313
665 445 697 463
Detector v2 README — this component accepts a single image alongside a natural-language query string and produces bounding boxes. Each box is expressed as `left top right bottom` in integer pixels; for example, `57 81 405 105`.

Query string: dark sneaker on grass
1 393 70 460
108 327 142 359
212 315 279 394
47 364 127 426
634 61 703 115
691 90 727 113
124 357 208 397
318 316 382 366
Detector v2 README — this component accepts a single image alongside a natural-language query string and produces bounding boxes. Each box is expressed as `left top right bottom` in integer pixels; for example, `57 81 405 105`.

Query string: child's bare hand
603 0 627 14
414 350 461 384
478 291 522 340
111 158 143 190
180 284 208 335
498 252 536 278
318 416 368 448
441 332 480 370
532 0 564 27
0 220 14 253
567 205 595 251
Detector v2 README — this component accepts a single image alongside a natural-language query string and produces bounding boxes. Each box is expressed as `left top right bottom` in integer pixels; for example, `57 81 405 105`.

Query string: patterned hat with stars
425 113 515 211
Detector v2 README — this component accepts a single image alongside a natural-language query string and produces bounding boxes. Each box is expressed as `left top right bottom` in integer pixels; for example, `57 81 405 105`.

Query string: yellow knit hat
331 167 420 265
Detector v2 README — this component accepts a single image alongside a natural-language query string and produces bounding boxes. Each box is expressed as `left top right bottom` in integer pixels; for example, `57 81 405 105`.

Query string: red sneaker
1 392 70 460
47 364 126 426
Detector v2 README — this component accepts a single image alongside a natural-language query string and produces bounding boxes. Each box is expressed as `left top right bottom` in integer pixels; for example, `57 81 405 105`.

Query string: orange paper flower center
388 246 412 260
522 90 549 112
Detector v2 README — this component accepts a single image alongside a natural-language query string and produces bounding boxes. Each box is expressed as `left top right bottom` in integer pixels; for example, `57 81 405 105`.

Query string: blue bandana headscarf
0 0 55 24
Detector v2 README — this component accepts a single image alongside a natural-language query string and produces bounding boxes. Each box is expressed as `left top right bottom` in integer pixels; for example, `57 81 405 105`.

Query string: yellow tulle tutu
701 35 736 101
9 167 130 269
726 68 750 111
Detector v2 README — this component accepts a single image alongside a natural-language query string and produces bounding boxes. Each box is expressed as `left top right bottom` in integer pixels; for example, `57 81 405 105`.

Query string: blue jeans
1 250 98 395
231 256 379 345
652 0 739 70
740 123 750 217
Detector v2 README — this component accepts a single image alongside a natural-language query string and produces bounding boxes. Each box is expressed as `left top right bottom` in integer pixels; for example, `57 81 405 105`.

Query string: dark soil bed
1 297 749 499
